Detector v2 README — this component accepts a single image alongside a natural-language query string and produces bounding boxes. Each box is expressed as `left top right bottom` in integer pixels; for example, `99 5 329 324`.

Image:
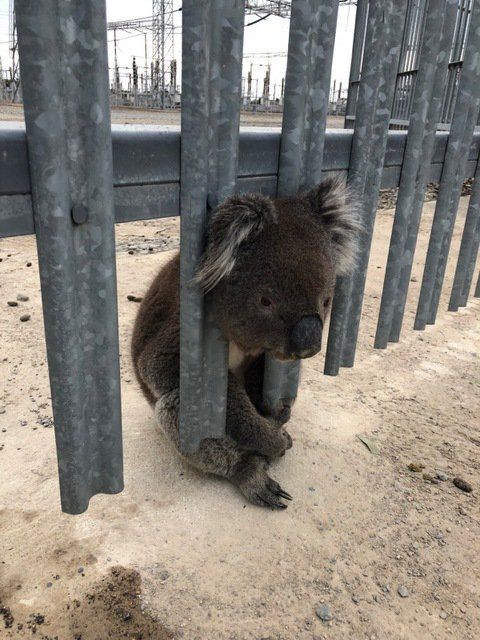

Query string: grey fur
132 179 361 509
196 194 278 292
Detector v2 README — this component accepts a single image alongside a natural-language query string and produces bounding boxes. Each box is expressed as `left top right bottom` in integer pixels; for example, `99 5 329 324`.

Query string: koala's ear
305 176 362 276
195 193 277 292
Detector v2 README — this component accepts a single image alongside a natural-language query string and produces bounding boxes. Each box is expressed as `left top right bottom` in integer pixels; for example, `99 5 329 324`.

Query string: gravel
397 586 409 598
315 604 332 622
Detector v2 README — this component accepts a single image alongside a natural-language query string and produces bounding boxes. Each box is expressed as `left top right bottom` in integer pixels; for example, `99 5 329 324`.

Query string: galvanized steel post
343 0 367 129
449 158 480 310
262 0 339 413
374 0 458 349
15 0 123 514
324 0 408 375
179 1 244 453
415 0 480 330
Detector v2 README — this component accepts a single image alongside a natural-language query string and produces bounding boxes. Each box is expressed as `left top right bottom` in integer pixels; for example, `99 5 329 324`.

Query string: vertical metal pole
262 0 339 413
474 269 480 297
344 0 368 129
414 0 480 330
179 0 244 453
449 158 480 310
324 0 408 375
15 0 123 514
374 0 458 349
459 215 480 306
388 1 459 343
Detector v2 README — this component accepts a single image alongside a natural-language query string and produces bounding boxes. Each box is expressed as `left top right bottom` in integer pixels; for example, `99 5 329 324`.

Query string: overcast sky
0 1 356 96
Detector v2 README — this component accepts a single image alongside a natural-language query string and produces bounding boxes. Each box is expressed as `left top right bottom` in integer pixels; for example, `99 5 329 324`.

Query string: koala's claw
234 462 292 510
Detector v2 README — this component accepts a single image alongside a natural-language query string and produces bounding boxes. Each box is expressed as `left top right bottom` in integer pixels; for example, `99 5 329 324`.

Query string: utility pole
113 27 120 92
152 0 174 108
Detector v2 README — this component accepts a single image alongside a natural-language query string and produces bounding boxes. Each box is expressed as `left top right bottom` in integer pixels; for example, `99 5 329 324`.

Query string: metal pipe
15 0 123 514
414 0 480 330
179 0 244 453
262 0 339 412
449 159 480 310
324 0 408 375
375 0 458 349
474 269 480 297
344 0 368 129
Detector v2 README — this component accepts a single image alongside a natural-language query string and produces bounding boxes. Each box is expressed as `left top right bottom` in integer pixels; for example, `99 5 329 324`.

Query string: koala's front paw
271 403 291 426
261 426 292 458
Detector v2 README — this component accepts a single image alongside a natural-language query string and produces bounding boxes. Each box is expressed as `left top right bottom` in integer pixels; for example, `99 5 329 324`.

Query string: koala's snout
289 314 323 359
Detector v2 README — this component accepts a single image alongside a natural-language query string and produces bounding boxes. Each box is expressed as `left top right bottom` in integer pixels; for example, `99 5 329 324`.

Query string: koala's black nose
289 314 323 358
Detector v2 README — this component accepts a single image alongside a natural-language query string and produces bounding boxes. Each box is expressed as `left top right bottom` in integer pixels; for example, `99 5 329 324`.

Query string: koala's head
196 177 361 361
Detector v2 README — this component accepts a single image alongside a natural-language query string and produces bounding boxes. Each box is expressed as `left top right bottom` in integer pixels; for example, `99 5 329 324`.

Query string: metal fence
345 0 479 130
1 0 479 513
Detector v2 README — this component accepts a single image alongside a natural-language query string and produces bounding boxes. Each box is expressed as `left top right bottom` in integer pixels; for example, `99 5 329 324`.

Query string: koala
131 177 360 509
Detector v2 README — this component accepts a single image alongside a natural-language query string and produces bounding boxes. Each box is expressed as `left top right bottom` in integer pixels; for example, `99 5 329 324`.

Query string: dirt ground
0 103 345 128
1 150 479 636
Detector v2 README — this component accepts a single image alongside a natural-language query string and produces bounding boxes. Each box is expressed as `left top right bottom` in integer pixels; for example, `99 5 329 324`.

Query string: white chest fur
228 342 257 382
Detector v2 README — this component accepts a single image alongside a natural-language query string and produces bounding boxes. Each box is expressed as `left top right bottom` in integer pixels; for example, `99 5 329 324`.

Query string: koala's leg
226 373 292 457
154 392 291 509
138 345 292 505
244 355 292 426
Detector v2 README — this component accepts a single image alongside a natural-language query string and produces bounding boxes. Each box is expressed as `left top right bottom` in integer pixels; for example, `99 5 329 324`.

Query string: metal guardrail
3 126 480 239
4 0 479 514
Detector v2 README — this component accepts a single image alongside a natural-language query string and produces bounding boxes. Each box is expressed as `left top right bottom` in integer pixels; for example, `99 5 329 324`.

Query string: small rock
408 463 425 472
410 277 417 282
0 407 5 414
397 585 409 598
423 473 436 483
453 477 472 493
439 612 447 620
126 295 143 303
7 301 18 307
77 567 84 574
20 314 31 322
315 604 332 622
26 262 32 267
128 250 134 255
16 294 29 302
159 570 169 581
46 582 53 588
459 506 468 516
436 472 448 481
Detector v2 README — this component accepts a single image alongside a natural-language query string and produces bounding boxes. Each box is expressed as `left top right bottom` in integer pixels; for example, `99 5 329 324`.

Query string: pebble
159 570 170 581
436 471 448 481
439 612 447 619
16 294 29 302
7 301 18 307
20 314 31 322
0 407 5 414
315 604 332 622
397 586 409 598
126 295 143 303
408 463 425 472
459 507 468 516
453 477 472 493
26 262 32 267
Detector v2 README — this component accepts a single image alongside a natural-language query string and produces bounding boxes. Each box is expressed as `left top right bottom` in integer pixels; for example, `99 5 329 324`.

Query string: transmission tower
152 0 174 107
8 0 20 99
245 0 356 16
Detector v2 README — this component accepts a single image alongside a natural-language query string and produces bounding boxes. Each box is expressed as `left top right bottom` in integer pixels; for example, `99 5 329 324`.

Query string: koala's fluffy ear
305 176 362 276
195 194 277 292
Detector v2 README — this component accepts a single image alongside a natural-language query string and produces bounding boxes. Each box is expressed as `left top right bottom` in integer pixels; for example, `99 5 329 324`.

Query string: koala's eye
260 296 273 308
324 298 331 308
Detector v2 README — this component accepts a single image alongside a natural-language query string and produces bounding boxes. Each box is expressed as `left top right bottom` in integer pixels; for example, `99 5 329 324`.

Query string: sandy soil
0 193 479 639
0 103 345 128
